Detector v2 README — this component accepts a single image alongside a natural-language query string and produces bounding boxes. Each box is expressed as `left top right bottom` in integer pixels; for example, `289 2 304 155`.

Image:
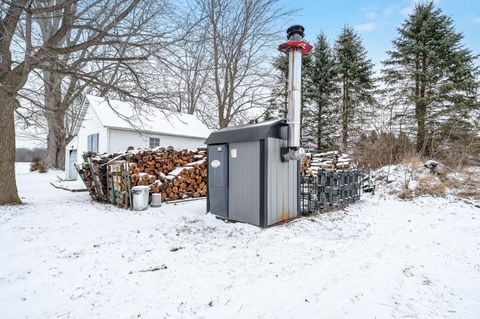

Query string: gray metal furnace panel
229 141 260 225
207 144 229 219
209 187 228 218
266 137 298 225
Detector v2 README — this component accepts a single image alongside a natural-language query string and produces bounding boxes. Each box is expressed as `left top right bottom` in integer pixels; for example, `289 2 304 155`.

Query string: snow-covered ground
1 163 480 318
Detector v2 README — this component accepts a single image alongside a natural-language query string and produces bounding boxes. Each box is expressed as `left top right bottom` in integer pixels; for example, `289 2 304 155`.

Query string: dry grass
457 190 480 200
401 154 423 169
455 169 480 199
415 175 446 197
355 133 480 201
393 161 480 200
354 129 480 171
354 132 415 170
446 167 480 200
398 188 414 200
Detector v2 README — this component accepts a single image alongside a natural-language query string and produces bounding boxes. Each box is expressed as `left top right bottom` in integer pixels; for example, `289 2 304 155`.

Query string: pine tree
382 2 479 154
335 26 375 152
304 33 339 151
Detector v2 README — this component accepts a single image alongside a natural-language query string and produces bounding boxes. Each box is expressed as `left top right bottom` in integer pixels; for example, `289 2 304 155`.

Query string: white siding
68 101 207 180
108 128 206 153
76 101 108 165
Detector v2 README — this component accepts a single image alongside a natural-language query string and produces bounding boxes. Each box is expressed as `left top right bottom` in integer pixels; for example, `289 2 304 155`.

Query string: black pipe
287 25 305 41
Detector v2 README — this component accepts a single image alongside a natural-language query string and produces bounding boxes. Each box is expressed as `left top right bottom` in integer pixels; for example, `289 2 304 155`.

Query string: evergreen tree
335 26 375 152
304 33 339 151
382 2 479 154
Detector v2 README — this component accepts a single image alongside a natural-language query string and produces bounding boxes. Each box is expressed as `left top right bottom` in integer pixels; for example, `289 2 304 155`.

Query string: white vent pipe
278 25 311 161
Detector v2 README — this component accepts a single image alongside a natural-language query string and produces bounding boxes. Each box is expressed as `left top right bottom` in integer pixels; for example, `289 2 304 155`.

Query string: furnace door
208 144 229 219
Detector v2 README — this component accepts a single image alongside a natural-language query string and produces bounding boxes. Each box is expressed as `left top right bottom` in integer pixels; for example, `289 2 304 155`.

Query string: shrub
415 175 446 197
37 162 48 173
398 187 413 200
354 131 415 169
354 129 479 170
30 156 48 173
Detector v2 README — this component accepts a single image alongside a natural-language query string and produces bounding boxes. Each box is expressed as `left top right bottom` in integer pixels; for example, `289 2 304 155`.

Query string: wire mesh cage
300 169 364 214
300 175 320 213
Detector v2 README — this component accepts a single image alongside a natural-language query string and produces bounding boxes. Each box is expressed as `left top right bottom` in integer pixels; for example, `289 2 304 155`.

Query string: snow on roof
85 95 210 139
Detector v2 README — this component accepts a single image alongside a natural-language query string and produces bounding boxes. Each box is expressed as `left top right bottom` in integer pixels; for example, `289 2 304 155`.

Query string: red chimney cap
278 41 312 55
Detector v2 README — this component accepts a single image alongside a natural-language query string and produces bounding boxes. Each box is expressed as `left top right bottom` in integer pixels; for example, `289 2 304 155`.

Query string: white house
65 95 210 180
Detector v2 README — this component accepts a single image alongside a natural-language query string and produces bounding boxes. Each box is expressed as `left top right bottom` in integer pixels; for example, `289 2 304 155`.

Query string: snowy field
1 163 480 319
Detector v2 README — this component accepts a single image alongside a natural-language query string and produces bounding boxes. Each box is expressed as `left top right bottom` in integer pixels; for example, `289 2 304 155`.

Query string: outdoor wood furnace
205 25 312 227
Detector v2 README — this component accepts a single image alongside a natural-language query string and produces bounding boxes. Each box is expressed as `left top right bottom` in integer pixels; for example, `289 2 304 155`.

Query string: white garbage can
131 186 150 211
151 193 162 207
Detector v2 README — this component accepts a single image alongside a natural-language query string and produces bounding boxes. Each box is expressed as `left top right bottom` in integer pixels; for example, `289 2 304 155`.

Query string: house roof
82 95 210 139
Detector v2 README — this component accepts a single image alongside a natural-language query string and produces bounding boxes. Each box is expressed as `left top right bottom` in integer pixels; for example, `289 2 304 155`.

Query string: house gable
71 94 209 159
76 98 108 157
84 95 210 139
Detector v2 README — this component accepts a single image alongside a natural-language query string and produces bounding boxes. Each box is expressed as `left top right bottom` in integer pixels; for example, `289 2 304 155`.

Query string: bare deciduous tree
16 0 184 170
162 18 212 115
0 0 174 204
197 0 292 128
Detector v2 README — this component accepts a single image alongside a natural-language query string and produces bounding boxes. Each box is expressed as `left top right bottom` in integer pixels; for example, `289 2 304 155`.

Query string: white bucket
131 186 150 211
151 193 162 207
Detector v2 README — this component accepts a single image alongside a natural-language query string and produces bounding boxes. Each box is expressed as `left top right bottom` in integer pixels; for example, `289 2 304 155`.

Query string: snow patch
0 164 479 318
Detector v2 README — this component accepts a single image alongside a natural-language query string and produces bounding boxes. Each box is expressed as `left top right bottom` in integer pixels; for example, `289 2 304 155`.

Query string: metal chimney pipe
286 25 303 148
278 25 312 161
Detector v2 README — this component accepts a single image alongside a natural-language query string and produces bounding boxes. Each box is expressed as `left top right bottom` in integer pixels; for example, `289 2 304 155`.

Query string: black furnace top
205 119 288 145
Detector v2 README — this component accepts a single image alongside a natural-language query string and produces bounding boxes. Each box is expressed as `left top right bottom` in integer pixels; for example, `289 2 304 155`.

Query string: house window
149 137 160 148
87 133 99 153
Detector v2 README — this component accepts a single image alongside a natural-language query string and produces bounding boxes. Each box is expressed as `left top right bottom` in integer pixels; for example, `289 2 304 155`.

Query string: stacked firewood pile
108 162 131 207
76 147 208 207
157 161 207 201
76 164 98 198
76 153 109 201
304 151 354 176
127 159 207 201
124 147 205 177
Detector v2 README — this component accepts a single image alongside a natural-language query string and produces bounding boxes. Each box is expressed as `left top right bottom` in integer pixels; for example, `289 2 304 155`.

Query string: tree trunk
46 110 66 169
219 116 229 129
341 76 349 152
0 92 22 205
316 103 322 152
44 71 66 169
415 101 427 153
415 56 428 154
